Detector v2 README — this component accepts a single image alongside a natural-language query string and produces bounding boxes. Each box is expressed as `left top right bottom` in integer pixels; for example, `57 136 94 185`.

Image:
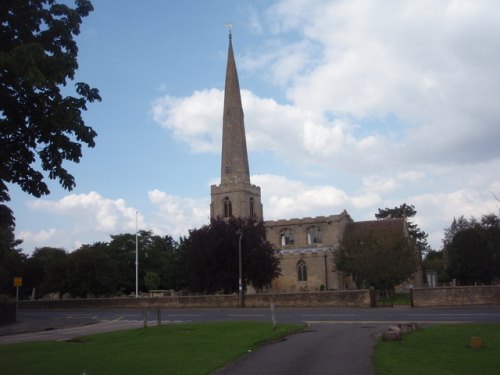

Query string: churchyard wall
412 285 500 307
20 290 371 309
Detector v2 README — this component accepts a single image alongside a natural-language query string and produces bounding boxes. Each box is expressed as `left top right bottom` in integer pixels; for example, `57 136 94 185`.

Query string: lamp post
236 229 244 307
135 211 139 298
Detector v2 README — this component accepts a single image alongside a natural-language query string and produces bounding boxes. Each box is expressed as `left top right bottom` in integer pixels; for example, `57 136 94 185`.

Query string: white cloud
152 89 223 153
27 192 139 233
147 189 209 238
254 174 380 219
18 229 58 248
265 0 500 165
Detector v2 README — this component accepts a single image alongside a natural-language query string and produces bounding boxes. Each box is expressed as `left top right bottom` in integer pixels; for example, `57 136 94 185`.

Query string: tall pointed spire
220 31 250 185
210 30 263 221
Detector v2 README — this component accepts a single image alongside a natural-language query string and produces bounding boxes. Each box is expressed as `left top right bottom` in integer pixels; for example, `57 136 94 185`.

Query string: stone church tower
210 32 263 221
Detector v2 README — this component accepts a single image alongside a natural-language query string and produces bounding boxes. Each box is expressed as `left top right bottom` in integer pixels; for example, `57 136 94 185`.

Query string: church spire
220 31 250 185
210 30 263 221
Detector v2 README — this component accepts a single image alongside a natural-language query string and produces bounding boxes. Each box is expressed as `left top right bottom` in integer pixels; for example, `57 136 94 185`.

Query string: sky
8 0 500 254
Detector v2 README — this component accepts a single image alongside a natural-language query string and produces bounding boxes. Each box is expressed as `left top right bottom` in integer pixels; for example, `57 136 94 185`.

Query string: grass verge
374 323 500 375
0 321 304 375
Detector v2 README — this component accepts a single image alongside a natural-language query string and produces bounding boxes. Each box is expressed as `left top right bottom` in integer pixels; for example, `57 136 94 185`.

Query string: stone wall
245 290 371 308
412 286 500 307
20 290 371 310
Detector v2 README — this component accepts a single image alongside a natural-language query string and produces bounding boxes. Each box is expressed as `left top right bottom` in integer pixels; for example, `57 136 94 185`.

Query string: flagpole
135 211 139 298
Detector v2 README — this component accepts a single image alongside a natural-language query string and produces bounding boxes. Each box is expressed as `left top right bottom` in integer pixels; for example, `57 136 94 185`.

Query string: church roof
345 218 408 236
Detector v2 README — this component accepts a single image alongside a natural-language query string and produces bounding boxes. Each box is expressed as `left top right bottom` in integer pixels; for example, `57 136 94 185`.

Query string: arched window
297 260 307 281
307 226 321 245
249 197 255 219
223 197 232 218
280 228 294 246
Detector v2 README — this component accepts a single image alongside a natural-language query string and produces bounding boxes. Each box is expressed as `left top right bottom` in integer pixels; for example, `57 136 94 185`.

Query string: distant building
210 32 422 292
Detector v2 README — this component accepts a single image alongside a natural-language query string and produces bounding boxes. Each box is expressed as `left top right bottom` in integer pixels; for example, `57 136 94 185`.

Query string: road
13 305 500 324
2 305 500 343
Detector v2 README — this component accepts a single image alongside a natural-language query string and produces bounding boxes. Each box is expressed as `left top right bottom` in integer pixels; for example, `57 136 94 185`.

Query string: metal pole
135 211 139 298
237 229 243 308
16 285 19 322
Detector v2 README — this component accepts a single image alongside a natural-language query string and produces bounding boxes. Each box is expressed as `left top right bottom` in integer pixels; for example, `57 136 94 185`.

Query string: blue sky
9 0 500 253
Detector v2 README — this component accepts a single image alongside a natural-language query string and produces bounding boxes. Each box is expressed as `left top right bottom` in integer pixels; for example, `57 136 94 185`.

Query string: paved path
215 323 386 375
0 320 145 344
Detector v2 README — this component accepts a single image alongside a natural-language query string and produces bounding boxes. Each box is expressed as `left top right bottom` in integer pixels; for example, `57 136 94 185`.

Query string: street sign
13 277 22 287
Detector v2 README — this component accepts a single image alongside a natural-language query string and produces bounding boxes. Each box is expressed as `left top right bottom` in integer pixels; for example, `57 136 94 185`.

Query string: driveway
215 323 385 375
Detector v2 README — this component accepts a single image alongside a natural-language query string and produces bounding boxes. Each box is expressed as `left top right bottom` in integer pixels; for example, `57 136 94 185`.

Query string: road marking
302 314 357 317
227 314 266 317
165 314 202 317
407 313 500 317
111 316 124 322
305 320 464 325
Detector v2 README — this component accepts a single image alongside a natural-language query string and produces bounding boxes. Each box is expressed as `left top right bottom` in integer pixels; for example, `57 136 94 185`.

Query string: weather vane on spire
226 22 232 39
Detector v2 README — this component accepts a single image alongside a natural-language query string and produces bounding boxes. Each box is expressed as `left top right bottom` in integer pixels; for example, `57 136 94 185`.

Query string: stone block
470 336 483 349
382 330 401 341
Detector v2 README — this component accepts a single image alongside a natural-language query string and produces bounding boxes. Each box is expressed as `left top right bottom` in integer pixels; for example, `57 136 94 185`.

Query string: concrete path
0 319 175 344
215 323 388 375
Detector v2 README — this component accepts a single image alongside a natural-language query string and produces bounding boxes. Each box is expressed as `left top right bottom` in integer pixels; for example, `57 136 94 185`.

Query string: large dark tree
336 222 418 291
66 242 119 298
442 215 477 249
106 231 184 294
445 213 500 285
0 0 101 204
184 218 280 294
24 246 68 298
376 203 431 255
0 205 25 295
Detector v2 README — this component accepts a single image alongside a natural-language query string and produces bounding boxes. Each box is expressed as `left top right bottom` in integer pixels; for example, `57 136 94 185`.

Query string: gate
370 288 394 307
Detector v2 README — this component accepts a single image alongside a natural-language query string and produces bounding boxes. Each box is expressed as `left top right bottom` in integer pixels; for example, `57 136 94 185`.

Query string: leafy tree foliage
0 205 25 295
445 213 500 285
12 231 184 298
376 203 431 255
184 218 280 294
336 222 418 291
442 215 477 249
0 0 101 204
144 271 160 291
24 246 68 297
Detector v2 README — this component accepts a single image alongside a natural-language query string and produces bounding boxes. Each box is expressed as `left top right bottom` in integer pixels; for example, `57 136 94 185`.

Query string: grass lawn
0 321 304 375
374 324 500 375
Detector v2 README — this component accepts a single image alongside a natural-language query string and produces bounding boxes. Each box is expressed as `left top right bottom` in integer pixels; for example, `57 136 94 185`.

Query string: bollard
143 309 148 328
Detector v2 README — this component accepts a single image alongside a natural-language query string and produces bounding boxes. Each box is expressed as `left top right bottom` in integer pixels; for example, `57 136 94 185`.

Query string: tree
336 221 418 291
66 242 119 298
376 203 431 255
0 0 101 205
106 231 184 294
0 205 25 295
442 215 476 249
184 218 280 294
445 213 500 285
144 271 160 291
25 246 68 298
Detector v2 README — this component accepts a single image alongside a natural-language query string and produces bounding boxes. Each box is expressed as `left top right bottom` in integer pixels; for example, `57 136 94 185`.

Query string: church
210 31 421 292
